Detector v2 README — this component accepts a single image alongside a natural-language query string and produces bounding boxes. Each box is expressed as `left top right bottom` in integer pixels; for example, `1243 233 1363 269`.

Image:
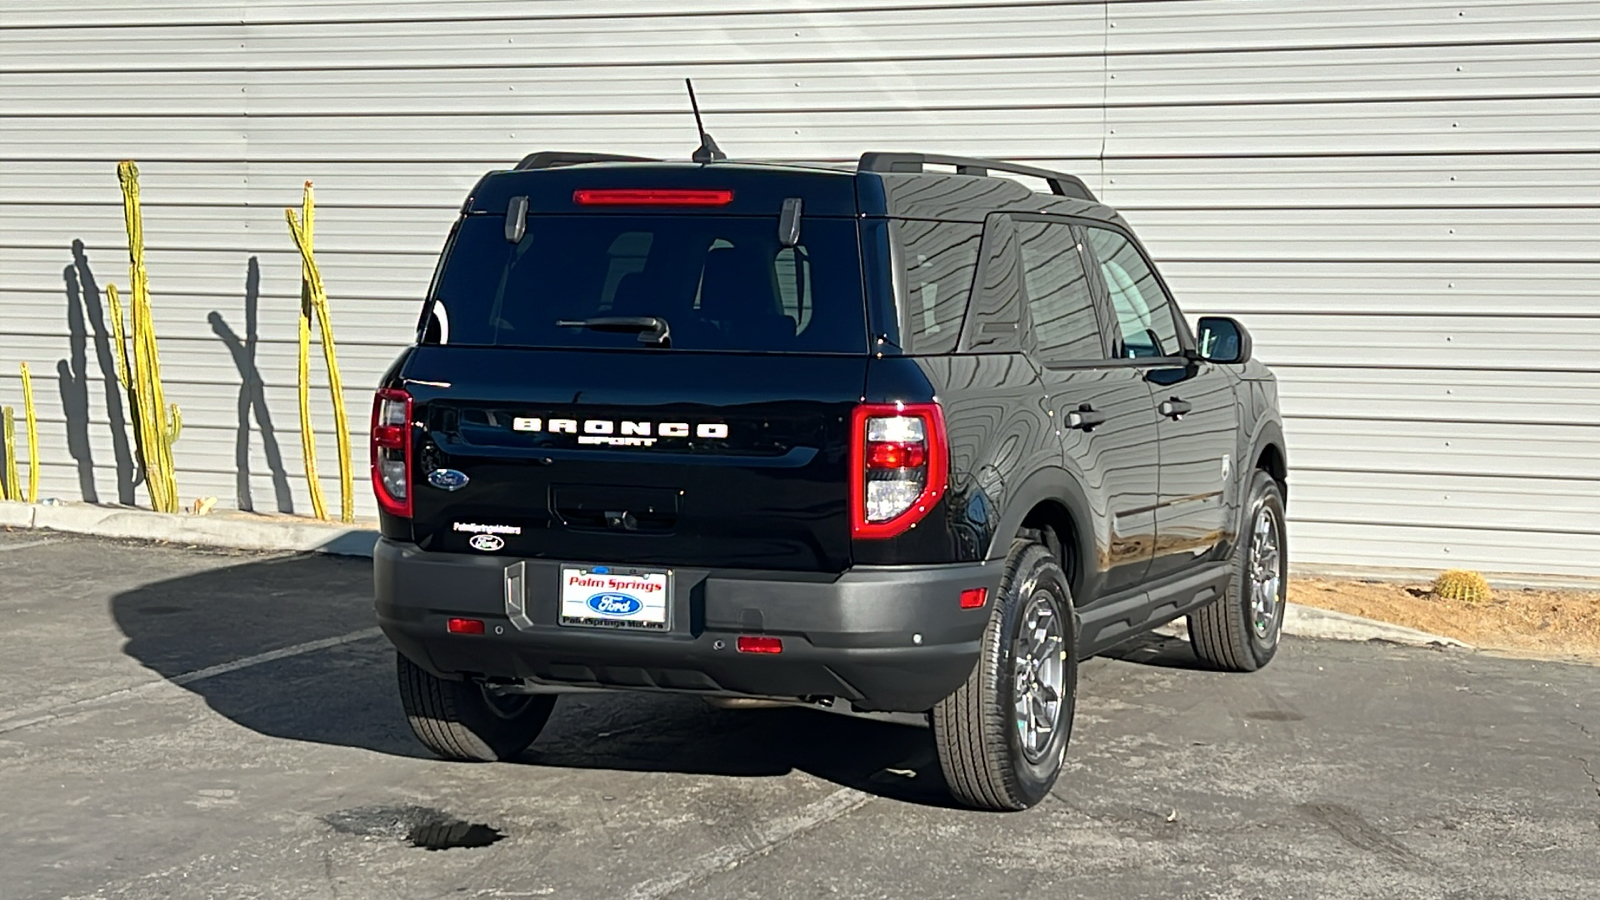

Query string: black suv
372 150 1288 811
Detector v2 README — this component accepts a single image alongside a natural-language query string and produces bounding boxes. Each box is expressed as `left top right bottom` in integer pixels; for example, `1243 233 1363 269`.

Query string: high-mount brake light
850 402 948 539
573 189 734 207
371 388 413 517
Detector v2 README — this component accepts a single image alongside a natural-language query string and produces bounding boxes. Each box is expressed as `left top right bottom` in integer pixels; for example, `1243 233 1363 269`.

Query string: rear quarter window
893 220 982 355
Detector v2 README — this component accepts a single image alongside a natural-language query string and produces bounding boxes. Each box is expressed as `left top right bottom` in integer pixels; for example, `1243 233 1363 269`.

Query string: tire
1188 469 1287 672
933 540 1078 811
396 652 557 762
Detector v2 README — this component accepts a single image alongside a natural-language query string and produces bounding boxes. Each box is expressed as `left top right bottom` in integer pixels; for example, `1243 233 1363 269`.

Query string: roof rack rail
516 151 656 171
856 152 1096 202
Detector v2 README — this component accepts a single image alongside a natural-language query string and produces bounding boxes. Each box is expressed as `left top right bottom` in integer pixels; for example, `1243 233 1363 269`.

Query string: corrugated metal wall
2 0 1597 577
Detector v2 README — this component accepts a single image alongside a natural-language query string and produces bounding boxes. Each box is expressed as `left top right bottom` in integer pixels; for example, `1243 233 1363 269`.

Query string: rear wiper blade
555 316 671 346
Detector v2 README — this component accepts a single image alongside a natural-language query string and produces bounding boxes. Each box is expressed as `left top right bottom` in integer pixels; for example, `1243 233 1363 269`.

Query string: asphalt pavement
0 529 1595 900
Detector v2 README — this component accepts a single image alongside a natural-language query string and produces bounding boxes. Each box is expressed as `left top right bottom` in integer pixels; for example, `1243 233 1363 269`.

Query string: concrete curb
4 500 1472 649
1283 603 1471 649
0 500 379 557
1292 563 1600 593
1155 605 1470 650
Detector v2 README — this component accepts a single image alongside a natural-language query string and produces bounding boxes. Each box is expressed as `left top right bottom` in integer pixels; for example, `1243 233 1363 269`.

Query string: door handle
1160 398 1192 420
1066 404 1106 432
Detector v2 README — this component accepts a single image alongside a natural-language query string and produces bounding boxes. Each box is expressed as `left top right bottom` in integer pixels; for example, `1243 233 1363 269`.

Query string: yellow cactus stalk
290 186 327 522
1 406 16 502
286 181 355 523
20 362 39 503
1432 569 1493 604
117 160 182 513
106 282 131 390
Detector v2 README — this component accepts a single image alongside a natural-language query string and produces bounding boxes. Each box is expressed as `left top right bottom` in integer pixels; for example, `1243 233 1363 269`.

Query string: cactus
19 362 38 503
287 182 355 523
1432 569 1493 603
105 283 131 390
117 160 182 513
1 406 16 501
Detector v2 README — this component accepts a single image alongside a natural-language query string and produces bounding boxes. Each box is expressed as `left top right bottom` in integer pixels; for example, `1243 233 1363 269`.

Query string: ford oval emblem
427 468 470 491
468 533 504 552
587 593 643 617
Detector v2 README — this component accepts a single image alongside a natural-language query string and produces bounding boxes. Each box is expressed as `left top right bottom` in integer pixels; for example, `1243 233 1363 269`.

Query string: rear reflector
736 636 783 654
573 189 734 207
447 618 485 635
959 588 988 609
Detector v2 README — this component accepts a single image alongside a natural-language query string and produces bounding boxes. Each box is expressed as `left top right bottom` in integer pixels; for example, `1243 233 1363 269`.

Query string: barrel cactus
1432 569 1493 603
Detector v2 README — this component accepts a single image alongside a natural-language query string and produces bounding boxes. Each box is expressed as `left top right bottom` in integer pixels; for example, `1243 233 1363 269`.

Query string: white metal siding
1 1 1596 577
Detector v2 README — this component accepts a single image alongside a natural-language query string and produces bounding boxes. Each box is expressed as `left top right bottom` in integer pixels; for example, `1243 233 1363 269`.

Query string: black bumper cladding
374 539 999 713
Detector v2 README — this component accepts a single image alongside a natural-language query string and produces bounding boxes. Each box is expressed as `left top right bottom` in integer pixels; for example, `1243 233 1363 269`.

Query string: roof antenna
686 79 726 164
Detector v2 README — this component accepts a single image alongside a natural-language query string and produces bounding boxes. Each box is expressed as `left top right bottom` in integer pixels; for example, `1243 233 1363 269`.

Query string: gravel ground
1292 577 1600 660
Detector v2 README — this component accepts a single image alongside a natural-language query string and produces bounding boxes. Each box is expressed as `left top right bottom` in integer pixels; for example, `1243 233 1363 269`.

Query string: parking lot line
0 626 382 735
623 786 873 900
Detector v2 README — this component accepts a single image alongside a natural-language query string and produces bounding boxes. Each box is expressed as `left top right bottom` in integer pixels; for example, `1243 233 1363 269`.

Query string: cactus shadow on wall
209 257 294 513
60 240 139 504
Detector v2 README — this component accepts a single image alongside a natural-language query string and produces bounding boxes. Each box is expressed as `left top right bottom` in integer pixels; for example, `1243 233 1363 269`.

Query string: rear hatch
400 167 868 572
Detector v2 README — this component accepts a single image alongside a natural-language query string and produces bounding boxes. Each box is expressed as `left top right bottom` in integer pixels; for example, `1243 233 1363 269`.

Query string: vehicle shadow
110 551 422 758
1098 629 1212 670
110 552 957 807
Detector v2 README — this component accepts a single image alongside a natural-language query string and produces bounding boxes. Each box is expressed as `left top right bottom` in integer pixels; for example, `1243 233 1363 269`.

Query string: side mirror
1196 316 1252 364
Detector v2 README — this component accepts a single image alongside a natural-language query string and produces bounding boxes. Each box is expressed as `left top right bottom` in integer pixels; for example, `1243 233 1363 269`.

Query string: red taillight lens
736 636 783 654
447 617 485 635
573 189 734 207
959 588 988 609
371 388 413 517
866 441 927 470
850 402 948 540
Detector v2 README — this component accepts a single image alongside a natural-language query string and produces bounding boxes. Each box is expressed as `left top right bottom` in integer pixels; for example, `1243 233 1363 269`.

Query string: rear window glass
426 215 866 353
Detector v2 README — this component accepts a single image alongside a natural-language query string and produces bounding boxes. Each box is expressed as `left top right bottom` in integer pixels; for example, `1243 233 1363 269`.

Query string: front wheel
1188 469 1287 672
397 652 558 762
933 540 1078 811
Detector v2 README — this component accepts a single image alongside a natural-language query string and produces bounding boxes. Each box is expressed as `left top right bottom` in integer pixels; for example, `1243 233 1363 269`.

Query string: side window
961 213 1024 352
1084 226 1180 359
1017 220 1103 362
894 220 981 354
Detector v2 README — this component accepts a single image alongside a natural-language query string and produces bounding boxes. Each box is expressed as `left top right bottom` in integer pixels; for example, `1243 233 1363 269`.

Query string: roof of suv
465 151 1124 226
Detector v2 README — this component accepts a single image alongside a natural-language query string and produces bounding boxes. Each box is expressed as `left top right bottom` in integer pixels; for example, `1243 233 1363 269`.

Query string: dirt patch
1290 578 1600 660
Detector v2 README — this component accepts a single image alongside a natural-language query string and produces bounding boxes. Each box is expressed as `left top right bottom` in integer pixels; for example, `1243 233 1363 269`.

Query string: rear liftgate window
427 215 866 353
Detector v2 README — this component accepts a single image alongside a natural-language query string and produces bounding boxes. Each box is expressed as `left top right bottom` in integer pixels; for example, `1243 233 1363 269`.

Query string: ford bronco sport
372 150 1288 811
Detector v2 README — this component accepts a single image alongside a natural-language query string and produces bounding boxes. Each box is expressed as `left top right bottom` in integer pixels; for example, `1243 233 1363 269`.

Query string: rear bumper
374 539 1000 712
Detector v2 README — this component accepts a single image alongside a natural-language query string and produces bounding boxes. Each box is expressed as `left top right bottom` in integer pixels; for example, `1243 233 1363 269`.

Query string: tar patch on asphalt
1245 709 1305 721
322 804 506 851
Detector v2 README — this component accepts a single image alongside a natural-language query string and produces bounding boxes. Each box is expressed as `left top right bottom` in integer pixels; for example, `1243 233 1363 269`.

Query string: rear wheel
396 652 557 761
1188 469 1287 672
933 540 1078 811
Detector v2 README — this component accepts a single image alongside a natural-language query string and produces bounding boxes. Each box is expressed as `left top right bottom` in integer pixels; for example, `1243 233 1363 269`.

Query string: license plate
559 565 671 630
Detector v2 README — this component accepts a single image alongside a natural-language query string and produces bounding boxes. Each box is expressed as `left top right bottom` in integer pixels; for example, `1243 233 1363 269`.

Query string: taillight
850 402 948 539
371 388 412 517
